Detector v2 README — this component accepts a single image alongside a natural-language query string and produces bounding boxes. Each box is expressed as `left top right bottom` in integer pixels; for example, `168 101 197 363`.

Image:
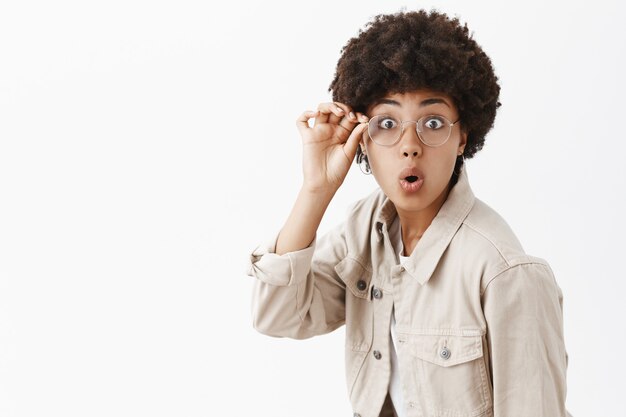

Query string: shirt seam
480 260 550 297
462 219 512 268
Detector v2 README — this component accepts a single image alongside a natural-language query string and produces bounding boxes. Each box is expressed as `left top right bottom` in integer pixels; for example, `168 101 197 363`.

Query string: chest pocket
335 256 372 300
399 331 493 416
335 257 373 349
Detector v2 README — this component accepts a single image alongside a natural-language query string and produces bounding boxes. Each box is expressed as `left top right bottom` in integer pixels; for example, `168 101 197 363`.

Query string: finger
336 120 353 136
336 115 360 139
333 102 358 124
315 102 344 126
334 111 368 143
342 123 369 162
338 113 359 132
327 103 346 125
331 106 359 139
296 110 319 135
314 108 329 125
355 112 370 123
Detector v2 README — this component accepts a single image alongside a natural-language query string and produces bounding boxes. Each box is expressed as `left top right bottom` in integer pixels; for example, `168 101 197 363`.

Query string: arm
246 208 349 339
246 102 369 339
482 260 570 417
275 101 368 256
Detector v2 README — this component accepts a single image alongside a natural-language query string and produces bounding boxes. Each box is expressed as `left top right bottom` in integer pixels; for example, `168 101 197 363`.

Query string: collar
374 166 475 285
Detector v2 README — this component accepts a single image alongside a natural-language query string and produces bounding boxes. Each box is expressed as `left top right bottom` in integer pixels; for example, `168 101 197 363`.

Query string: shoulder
345 187 387 216
321 188 380 244
455 197 553 288
481 260 563 315
339 187 387 232
461 197 527 262
333 188 386 263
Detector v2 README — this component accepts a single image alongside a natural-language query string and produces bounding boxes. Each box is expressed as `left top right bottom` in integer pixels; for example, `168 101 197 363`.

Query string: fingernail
349 112 355 119
336 106 343 113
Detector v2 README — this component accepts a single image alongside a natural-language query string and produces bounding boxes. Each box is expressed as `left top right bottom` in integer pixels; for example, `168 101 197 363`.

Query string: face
360 89 467 216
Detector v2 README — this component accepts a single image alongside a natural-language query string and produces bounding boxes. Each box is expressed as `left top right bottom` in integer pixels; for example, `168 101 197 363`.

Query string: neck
396 182 452 256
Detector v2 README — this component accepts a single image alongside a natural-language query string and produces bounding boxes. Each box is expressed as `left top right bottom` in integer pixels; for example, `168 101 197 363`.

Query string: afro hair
329 9 501 173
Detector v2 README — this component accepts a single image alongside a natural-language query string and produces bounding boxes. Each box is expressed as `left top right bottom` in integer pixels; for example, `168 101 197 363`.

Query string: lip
398 167 424 181
398 167 424 194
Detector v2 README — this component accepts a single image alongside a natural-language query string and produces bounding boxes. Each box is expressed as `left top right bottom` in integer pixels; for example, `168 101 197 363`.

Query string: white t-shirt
388 215 410 417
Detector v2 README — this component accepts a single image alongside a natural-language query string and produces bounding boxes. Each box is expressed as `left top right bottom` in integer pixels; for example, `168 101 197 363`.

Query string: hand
296 102 369 193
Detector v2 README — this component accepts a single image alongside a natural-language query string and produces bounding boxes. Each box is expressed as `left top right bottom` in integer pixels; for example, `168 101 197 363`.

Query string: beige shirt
246 167 571 417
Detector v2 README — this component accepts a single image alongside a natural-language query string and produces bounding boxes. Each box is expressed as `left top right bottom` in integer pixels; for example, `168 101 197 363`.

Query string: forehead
368 90 454 112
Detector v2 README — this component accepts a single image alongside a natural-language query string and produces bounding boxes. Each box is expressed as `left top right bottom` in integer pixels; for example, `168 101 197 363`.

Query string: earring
453 154 464 177
357 152 372 175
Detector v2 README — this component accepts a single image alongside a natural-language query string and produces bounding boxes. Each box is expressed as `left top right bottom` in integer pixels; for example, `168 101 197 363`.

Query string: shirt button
440 347 451 360
372 287 383 299
356 279 367 291
373 350 382 360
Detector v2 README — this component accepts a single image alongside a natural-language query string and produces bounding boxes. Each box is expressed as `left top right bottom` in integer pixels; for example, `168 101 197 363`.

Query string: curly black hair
328 9 501 177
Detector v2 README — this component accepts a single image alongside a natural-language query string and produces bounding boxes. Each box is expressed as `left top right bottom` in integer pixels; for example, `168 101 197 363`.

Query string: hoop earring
453 154 464 177
357 153 372 175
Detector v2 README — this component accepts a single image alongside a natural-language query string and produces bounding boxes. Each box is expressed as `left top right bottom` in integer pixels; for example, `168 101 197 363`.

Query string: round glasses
366 114 460 147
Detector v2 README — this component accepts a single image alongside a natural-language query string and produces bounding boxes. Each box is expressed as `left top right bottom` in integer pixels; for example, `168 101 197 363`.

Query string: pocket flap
402 332 484 367
335 257 371 299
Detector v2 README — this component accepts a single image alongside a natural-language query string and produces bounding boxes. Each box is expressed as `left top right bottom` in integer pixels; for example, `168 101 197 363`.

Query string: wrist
300 183 339 199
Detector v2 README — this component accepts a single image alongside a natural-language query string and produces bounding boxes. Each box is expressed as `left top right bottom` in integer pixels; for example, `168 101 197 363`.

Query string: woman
246 9 571 417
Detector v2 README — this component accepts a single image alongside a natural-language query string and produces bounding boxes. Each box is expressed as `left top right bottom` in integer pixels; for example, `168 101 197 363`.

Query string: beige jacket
246 167 571 417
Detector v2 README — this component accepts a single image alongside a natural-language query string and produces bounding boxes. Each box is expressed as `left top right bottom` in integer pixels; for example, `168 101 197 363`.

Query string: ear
458 130 468 154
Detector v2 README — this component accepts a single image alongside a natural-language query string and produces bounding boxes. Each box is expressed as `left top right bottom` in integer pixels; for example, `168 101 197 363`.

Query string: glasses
366 114 460 147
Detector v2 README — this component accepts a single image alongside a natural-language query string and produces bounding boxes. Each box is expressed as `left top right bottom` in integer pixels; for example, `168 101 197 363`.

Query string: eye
377 117 398 130
423 116 445 130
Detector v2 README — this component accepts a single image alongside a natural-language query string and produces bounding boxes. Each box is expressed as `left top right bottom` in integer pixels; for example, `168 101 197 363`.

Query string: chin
398 198 433 213
390 190 433 211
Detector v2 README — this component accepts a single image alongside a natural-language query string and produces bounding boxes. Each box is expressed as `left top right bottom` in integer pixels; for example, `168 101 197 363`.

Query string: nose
399 121 422 158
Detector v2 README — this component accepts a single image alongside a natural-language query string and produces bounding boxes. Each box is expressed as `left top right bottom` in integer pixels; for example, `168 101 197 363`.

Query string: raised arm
246 102 369 339
275 102 368 255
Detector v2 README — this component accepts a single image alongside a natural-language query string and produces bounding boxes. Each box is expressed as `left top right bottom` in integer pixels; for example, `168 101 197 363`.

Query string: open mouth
399 167 424 191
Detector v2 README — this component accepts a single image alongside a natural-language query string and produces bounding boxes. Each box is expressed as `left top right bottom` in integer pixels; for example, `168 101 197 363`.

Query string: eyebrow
373 97 451 108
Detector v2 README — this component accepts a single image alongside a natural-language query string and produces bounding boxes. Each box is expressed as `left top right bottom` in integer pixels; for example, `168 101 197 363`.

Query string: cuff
246 231 316 287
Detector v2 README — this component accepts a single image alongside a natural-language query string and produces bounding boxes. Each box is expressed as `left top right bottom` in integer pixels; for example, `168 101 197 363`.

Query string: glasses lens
418 115 451 146
369 115 401 146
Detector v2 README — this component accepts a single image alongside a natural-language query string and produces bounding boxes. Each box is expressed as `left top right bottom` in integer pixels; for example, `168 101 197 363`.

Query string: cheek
420 149 461 183
433 139 463 167
364 140 459 184
441 155 460 177
442 149 460 168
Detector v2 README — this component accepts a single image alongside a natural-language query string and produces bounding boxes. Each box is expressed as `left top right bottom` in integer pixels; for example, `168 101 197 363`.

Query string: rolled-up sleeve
482 260 571 417
246 221 348 339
